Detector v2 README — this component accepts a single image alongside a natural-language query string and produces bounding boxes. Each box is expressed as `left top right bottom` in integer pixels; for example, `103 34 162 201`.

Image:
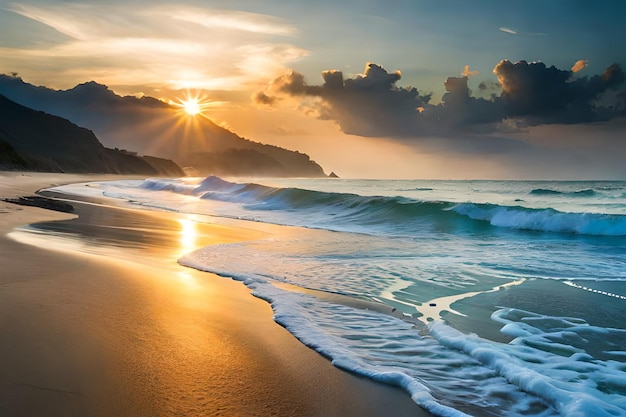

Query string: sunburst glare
170 91 212 117
182 99 201 115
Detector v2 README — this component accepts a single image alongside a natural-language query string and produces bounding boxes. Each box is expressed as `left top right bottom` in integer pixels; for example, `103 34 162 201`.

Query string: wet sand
0 172 433 417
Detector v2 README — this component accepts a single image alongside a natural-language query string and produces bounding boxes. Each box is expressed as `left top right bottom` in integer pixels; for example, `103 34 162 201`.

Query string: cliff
0 93 183 176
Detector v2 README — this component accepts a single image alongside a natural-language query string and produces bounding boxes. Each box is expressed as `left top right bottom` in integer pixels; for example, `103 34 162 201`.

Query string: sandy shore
0 172 432 417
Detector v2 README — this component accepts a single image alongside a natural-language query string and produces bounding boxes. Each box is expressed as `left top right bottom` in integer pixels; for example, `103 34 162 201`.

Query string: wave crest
143 176 626 237
452 203 626 236
530 188 596 197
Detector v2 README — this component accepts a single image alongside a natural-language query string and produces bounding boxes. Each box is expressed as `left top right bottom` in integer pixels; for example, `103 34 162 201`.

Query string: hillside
0 75 328 177
0 94 183 176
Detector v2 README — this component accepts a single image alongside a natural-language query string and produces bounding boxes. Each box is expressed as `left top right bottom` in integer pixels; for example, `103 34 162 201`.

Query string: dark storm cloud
318 64 434 137
438 76 502 126
256 61 626 139
493 60 625 125
256 63 503 137
257 63 434 137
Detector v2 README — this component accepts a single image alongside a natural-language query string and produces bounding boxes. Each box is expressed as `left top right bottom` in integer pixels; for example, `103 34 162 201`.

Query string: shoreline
0 172 433 417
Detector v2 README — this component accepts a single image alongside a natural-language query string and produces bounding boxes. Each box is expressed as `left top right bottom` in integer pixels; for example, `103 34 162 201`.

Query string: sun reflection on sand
175 270 201 290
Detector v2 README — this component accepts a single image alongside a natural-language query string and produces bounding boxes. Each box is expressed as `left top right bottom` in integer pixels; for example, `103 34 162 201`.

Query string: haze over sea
43 177 626 417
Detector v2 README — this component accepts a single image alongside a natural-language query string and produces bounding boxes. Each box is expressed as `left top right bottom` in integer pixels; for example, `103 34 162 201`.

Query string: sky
1 0 626 179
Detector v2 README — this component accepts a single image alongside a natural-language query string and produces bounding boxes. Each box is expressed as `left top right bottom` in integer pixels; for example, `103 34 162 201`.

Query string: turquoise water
49 178 626 417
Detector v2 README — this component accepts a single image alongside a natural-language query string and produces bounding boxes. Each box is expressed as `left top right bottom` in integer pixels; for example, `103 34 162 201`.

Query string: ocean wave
192 176 455 225
140 178 197 194
452 203 626 236
530 188 596 197
397 187 434 191
195 175 248 194
140 176 626 237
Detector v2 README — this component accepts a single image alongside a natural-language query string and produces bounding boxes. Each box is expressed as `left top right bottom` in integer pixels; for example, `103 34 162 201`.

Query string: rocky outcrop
2 196 74 213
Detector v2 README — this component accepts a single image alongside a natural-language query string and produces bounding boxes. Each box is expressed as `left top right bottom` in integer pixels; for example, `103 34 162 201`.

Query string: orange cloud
461 65 479 78
571 59 588 73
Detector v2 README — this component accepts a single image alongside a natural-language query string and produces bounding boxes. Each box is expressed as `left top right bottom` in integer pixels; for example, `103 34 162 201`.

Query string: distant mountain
0 93 183 176
0 74 328 177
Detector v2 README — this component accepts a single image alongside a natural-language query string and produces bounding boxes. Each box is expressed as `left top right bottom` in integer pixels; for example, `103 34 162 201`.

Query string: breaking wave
140 176 626 237
451 203 626 236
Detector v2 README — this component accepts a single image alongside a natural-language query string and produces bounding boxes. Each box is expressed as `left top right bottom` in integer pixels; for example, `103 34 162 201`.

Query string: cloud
439 76 502 127
461 65 479 78
256 60 626 140
256 63 433 137
499 27 517 35
498 27 546 37
156 6 297 36
571 59 588 73
7 3 157 40
252 64 428 137
478 80 500 93
3 3 306 93
252 90 277 105
493 59 624 124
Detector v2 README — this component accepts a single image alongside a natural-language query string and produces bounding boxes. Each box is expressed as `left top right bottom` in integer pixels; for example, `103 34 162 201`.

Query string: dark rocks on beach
2 196 74 213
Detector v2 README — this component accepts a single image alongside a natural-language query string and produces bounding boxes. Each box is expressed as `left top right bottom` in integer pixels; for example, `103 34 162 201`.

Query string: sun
182 99 201 115
171 91 211 117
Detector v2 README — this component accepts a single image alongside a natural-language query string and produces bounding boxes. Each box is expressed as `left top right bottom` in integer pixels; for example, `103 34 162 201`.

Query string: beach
0 172 431 417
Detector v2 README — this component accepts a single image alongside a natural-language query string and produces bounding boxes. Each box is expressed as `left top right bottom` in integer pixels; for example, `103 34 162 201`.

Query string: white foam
181 249 570 416
44 181 120 199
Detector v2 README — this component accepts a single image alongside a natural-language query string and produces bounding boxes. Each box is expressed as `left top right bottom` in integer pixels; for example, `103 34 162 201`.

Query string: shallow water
41 177 626 417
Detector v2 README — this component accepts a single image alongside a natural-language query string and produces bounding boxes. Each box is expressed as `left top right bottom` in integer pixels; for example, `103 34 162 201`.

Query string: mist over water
49 177 626 417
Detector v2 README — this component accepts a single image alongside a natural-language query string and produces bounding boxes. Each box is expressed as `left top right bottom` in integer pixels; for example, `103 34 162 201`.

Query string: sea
41 177 626 416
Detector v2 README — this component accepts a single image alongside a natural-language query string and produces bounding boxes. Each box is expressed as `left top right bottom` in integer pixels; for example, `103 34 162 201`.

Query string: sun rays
170 91 212 117
136 90 223 162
